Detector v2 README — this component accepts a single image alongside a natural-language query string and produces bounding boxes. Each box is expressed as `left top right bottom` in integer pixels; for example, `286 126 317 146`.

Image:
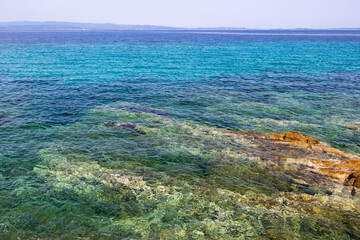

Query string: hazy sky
1 0 359 28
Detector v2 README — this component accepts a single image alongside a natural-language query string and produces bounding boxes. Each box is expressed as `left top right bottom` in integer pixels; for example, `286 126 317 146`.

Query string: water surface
1 30 360 239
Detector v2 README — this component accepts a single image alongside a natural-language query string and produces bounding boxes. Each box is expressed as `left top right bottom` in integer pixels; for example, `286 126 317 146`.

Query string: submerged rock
266 131 320 144
104 122 146 135
33 103 360 239
347 171 360 188
344 123 360 131
104 121 117 127
257 131 360 187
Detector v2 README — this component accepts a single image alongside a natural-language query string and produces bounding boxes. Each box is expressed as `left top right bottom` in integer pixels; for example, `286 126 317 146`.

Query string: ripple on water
4 102 353 239
1 32 360 238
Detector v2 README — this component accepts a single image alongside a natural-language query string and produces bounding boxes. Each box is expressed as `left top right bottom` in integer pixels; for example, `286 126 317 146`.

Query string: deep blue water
1 30 360 239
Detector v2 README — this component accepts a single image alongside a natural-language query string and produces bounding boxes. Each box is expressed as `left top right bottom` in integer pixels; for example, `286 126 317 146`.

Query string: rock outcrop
255 131 360 187
267 131 320 144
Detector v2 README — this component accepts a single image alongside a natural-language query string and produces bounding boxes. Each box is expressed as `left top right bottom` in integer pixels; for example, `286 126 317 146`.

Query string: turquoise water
1 31 360 239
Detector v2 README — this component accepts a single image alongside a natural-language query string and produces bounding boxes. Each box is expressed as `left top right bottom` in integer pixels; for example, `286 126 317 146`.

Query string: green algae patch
32 102 360 239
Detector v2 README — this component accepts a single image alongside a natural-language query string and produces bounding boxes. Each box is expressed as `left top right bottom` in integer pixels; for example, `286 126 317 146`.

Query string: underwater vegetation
3 102 356 239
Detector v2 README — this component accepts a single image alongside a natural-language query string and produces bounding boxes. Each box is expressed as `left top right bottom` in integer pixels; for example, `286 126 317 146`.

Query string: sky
1 0 360 29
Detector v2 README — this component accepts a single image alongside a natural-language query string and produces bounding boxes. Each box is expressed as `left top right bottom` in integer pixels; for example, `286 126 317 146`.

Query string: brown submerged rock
347 171 360 188
267 131 320 145
251 131 360 188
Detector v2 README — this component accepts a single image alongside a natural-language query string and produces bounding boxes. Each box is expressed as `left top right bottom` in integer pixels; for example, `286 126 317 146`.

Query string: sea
0 30 360 239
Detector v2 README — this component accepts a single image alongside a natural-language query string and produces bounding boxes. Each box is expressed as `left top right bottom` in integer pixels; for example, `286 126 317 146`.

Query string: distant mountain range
0 21 249 31
0 21 185 31
0 21 358 32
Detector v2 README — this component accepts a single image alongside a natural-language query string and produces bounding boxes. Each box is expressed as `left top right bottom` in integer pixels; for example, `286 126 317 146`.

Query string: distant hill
0 21 185 31
0 21 358 32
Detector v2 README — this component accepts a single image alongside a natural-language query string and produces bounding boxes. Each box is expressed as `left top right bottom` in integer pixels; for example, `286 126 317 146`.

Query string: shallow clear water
1 31 360 239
